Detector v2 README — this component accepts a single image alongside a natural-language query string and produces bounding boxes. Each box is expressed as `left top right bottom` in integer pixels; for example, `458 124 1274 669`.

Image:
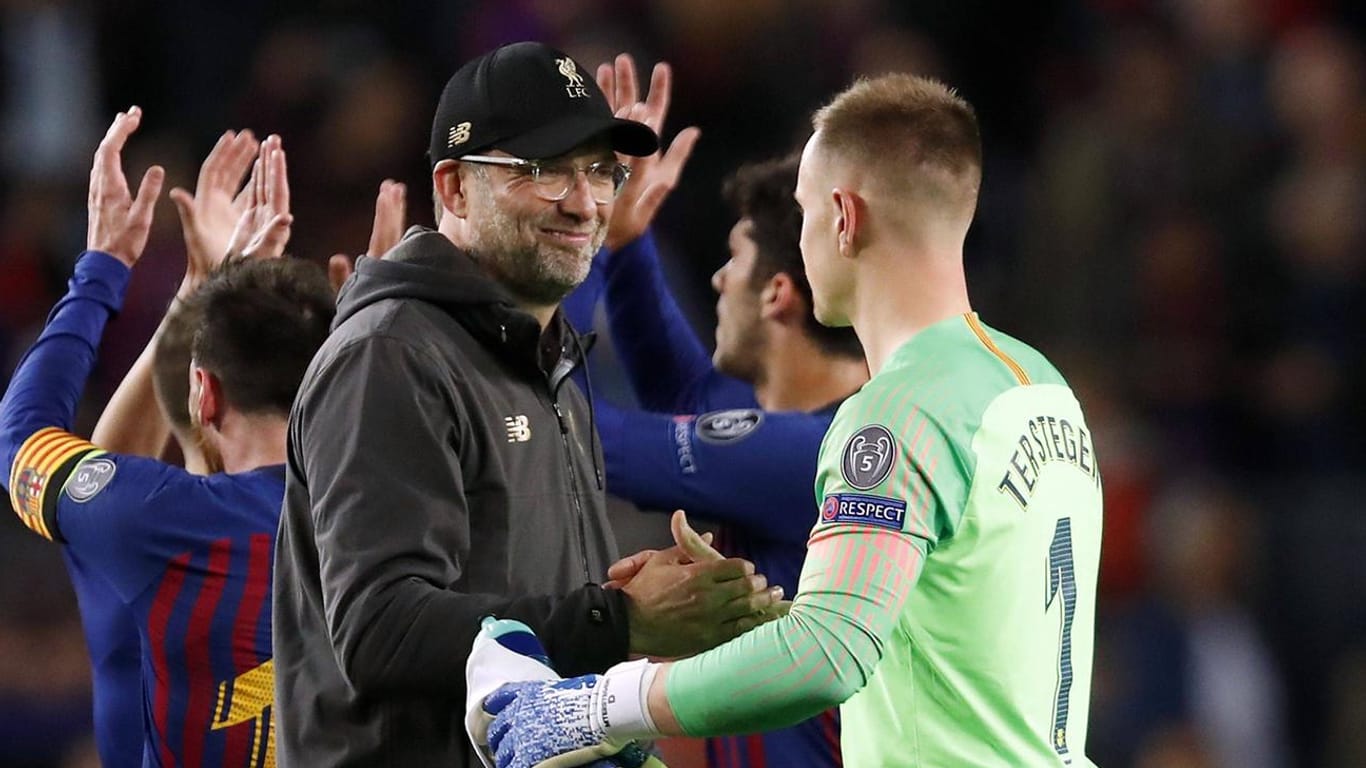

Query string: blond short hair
812 74 982 210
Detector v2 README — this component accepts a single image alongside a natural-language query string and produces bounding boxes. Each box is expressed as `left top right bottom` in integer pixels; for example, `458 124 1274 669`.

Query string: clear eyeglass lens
530 162 627 203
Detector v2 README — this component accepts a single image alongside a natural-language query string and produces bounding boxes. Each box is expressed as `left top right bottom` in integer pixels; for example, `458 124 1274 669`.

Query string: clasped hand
614 511 783 659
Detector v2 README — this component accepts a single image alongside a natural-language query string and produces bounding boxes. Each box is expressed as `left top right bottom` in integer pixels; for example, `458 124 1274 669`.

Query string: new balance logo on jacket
504 415 531 443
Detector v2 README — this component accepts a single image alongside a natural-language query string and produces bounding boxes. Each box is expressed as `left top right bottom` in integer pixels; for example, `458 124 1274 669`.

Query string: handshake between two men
468 510 789 768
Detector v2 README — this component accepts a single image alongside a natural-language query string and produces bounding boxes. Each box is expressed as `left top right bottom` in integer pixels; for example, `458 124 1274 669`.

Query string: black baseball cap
429 41 658 167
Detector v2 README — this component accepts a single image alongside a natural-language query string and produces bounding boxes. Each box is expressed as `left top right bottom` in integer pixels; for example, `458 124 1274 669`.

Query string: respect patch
819 493 907 531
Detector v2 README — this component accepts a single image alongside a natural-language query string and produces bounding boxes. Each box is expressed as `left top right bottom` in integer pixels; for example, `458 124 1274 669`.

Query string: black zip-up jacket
273 228 629 767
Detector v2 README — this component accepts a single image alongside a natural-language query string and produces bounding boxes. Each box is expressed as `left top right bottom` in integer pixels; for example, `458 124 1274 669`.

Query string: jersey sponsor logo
504 414 531 443
840 424 896 490
66 456 117 502
672 415 697 474
695 409 763 444
819 493 906 530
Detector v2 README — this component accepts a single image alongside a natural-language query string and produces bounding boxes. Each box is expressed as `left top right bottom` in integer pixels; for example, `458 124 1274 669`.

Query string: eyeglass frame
455 154 632 204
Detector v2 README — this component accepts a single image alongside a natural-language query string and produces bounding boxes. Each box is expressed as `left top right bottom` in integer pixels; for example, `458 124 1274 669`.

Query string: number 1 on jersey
1046 517 1076 761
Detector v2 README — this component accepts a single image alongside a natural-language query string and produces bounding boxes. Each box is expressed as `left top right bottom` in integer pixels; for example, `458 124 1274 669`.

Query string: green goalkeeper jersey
821 313 1101 766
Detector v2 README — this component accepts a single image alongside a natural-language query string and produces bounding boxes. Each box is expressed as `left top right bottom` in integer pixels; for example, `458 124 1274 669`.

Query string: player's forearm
603 231 714 411
586 607 864 745
94 273 202 454
90 305 175 457
1 252 129 479
613 527 925 739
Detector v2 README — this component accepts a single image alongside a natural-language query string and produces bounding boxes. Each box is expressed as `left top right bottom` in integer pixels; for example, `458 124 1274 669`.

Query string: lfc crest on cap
556 57 589 98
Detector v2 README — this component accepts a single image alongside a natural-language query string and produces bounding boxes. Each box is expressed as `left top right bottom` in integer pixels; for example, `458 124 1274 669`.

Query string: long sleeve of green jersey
663 372 969 735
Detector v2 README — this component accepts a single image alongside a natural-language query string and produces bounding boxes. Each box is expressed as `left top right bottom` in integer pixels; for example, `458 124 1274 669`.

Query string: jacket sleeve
295 334 628 695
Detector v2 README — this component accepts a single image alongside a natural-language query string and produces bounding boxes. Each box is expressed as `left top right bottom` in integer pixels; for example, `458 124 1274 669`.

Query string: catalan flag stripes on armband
9 427 99 540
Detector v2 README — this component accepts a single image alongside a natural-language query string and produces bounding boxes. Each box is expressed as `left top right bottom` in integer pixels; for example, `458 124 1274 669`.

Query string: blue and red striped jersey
14 436 282 768
62 548 143 768
1 252 280 767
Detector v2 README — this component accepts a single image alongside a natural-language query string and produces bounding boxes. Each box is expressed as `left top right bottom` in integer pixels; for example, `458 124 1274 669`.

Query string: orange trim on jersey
9 428 97 540
965 313 1030 386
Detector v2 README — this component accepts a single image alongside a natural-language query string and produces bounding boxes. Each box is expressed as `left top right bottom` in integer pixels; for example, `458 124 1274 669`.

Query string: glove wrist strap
590 658 660 741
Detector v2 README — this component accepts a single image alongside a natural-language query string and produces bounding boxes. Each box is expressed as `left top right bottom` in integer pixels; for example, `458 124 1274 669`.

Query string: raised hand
596 54 700 251
328 178 407 293
168 128 258 293
226 134 293 261
87 107 165 268
367 178 407 258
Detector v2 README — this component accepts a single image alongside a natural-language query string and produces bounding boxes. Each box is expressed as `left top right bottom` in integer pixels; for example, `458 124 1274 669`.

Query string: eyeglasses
458 154 631 204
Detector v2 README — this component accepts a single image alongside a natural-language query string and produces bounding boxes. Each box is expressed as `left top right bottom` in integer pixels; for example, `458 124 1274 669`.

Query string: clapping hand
328 178 407 293
226 134 293 261
168 128 258 293
87 107 165 268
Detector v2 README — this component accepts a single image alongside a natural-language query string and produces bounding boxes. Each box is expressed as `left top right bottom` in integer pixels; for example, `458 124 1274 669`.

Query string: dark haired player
0 109 334 767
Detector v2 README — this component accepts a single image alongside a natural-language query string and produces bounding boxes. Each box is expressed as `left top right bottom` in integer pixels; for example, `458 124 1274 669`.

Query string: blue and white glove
466 617 661 768
485 676 610 768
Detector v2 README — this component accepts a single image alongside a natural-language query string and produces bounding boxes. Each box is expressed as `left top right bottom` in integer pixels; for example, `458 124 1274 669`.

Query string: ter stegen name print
996 414 1099 511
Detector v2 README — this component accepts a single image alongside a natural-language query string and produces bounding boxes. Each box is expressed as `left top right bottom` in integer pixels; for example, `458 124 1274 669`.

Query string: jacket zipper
552 398 592 585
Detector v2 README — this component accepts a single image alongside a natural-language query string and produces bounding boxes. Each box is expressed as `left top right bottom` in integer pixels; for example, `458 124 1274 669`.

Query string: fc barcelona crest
13 467 45 517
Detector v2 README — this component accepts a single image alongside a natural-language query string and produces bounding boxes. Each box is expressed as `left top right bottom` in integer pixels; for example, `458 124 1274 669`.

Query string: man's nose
558 170 598 218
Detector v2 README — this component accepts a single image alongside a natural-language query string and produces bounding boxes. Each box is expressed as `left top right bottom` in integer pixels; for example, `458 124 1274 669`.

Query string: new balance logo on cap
448 122 472 148
505 415 531 443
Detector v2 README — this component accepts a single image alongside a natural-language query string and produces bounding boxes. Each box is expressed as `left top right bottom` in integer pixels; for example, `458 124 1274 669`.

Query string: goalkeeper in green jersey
474 73 1104 768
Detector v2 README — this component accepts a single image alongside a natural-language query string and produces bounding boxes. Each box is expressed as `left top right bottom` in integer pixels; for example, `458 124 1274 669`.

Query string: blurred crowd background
1 0 1363 766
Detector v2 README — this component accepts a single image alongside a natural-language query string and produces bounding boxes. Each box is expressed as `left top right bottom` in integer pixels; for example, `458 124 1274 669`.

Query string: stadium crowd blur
1 1 1363 766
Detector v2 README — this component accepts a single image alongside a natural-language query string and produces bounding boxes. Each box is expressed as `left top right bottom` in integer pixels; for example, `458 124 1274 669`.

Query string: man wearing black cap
272 41 782 766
